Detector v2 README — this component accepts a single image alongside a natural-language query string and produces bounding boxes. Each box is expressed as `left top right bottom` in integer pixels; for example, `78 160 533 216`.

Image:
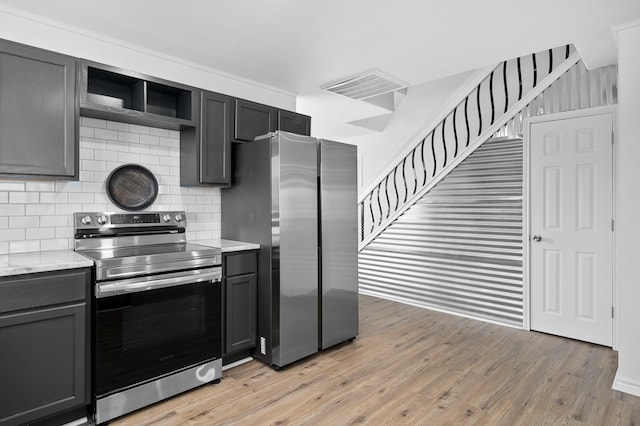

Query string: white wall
342 71 474 191
0 118 221 255
0 6 295 110
613 20 640 397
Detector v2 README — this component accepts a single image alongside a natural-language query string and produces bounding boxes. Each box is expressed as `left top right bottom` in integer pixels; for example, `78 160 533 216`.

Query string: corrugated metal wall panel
359 137 523 326
359 60 617 328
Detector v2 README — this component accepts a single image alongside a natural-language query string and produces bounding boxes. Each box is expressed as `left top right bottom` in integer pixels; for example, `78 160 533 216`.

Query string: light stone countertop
0 250 94 277
194 239 260 253
0 239 259 278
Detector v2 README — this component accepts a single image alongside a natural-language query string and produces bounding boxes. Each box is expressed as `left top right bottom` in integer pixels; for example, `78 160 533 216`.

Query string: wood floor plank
111 295 640 425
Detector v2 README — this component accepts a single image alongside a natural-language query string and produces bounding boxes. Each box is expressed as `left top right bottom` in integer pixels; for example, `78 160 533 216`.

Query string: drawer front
0 269 89 314
224 252 257 277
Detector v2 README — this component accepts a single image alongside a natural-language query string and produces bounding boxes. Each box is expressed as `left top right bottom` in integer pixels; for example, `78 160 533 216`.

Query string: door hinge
611 219 615 232
612 306 615 318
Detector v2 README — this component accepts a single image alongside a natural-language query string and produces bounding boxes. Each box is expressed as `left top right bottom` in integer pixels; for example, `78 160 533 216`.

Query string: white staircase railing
359 45 580 250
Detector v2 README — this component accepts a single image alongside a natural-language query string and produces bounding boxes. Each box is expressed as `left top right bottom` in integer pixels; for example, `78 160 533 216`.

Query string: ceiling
1 0 639 139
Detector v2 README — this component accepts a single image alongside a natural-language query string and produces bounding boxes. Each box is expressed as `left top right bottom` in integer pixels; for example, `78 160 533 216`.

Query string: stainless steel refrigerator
222 131 358 368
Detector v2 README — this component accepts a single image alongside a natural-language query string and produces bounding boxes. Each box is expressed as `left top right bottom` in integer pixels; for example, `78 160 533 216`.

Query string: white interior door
529 111 613 347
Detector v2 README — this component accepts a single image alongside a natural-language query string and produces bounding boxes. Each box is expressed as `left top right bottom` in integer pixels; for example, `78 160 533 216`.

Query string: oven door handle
96 268 221 298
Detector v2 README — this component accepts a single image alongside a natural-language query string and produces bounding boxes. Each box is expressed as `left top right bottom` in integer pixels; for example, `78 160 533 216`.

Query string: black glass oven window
95 281 221 397
122 293 204 350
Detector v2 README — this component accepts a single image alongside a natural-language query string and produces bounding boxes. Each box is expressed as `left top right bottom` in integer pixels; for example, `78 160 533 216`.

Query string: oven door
95 269 222 397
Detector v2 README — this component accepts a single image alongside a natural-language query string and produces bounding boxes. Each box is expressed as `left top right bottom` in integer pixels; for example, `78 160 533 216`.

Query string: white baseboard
612 371 640 397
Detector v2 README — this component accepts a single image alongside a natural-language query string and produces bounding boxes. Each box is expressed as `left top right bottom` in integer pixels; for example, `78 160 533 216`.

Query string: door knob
532 235 542 242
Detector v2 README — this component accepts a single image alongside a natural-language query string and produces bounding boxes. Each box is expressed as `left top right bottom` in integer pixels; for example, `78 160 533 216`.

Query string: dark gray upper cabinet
78 61 198 131
278 110 311 136
181 91 232 186
0 268 91 426
234 99 277 142
0 39 77 179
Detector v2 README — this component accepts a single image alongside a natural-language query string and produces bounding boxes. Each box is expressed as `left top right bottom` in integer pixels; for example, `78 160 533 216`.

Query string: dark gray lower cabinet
223 251 257 362
0 269 90 426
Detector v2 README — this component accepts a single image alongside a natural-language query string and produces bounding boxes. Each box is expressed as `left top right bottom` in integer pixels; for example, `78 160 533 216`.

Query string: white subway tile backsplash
26 182 55 192
107 121 130 132
139 154 160 165
149 127 170 137
82 183 103 193
93 193 110 204
55 227 73 238
140 134 160 146
40 192 69 204
93 129 118 140
160 176 180 186
79 126 94 138
118 131 140 144
79 171 95 182
152 165 171 176
40 215 70 227
25 204 54 216
54 204 83 215
68 193 95 204
82 204 109 212
159 137 179 148
156 146 172 157
0 181 25 191
130 144 150 155
2 204 26 216
160 156 179 167
10 240 40 253
82 159 107 172
82 137 107 151
55 181 83 193
41 238 69 251
94 171 109 182
0 228 25 241
129 124 151 135
81 117 107 128
107 140 130 153
94 150 118 162
3 119 221 254
118 152 140 163
80 148 94 160
9 192 39 204
10 216 39 228
27 227 55 240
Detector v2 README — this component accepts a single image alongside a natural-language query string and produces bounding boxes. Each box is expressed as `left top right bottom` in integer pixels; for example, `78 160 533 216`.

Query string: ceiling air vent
322 70 407 101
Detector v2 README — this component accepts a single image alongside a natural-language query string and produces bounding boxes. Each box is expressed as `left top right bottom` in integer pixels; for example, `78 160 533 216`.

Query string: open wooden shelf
79 62 198 130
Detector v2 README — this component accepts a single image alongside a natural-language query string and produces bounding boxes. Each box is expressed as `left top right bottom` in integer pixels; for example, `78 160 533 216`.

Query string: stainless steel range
74 211 222 425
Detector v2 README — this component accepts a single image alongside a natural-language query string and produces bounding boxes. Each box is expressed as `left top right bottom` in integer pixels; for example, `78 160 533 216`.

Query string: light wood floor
112 295 640 425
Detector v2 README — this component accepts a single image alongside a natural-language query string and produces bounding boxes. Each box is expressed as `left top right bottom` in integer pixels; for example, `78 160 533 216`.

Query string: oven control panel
74 211 187 230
